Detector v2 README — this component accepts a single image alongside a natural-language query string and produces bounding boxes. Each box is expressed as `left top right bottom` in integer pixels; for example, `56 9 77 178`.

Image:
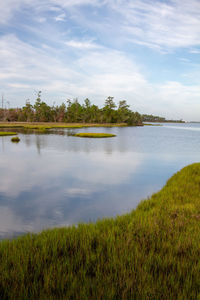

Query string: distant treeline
0 92 143 125
142 114 184 123
0 92 184 125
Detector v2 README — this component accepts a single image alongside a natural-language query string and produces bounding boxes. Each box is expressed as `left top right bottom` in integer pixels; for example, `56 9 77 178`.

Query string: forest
142 114 184 123
0 93 143 125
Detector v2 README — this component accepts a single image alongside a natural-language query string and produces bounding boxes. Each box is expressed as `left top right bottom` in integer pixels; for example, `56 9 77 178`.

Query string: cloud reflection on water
0 136 144 237
1 125 200 238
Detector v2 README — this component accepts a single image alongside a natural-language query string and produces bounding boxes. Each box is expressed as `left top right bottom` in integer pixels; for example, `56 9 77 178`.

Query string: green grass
11 137 20 142
1 163 200 299
75 132 116 138
0 131 17 136
144 123 162 126
0 122 128 131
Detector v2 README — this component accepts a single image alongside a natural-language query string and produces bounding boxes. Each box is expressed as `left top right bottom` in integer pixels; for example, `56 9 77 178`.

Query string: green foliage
0 123 127 132
0 93 143 126
11 137 20 142
1 164 200 298
142 114 184 123
0 131 17 136
75 132 116 138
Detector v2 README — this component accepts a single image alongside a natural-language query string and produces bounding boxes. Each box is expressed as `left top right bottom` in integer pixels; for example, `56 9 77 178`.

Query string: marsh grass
11 137 20 143
1 163 200 299
144 123 162 126
0 122 128 131
0 132 17 136
75 132 116 138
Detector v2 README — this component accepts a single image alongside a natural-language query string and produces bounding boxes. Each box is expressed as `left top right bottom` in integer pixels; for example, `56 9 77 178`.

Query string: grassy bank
0 122 128 131
0 132 17 136
1 163 200 299
75 132 116 138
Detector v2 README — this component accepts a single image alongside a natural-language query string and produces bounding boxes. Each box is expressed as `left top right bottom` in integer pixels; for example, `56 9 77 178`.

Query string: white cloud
65 39 100 49
51 0 103 7
179 58 190 63
54 13 66 22
109 0 200 50
0 0 200 120
0 0 26 24
0 0 105 24
0 33 200 120
0 34 79 95
1 0 200 51
189 49 200 54
153 81 200 120
8 83 32 89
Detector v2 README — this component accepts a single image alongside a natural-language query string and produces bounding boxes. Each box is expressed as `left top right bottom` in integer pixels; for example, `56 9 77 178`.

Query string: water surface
0 123 200 239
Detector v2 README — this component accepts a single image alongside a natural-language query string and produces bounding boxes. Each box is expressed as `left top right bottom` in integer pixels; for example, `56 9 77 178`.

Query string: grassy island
0 131 17 136
1 163 200 299
11 137 20 142
75 132 116 138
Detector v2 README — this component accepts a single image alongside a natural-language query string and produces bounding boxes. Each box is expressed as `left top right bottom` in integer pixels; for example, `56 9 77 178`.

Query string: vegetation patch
23 125 51 130
0 93 143 125
0 123 127 132
11 137 20 143
0 131 17 136
74 132 116 138
1 163 200 298
143 123 162 126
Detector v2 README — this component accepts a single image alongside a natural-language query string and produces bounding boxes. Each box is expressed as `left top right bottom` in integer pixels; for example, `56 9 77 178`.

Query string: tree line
0 93 143 125
142 114 184 123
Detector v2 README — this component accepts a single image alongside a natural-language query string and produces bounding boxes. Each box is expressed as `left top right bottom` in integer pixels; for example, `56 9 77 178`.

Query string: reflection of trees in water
20 128 129 154
35 135 41 155
0 127 150 239
24 135 31 147
24 134 47 155
1 136 5 153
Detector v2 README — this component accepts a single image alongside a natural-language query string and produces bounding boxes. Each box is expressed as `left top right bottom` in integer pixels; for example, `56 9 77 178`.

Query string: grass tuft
74 132 116 138
1 163 200 298
11 137 20 143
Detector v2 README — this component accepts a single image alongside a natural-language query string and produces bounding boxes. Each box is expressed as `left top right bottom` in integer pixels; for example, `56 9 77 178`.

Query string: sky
0 0 200 121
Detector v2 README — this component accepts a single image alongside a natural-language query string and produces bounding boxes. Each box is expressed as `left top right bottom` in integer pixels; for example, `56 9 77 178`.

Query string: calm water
0 123 200 239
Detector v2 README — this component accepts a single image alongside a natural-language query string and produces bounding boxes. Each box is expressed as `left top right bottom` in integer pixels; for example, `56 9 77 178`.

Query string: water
0 123 200 239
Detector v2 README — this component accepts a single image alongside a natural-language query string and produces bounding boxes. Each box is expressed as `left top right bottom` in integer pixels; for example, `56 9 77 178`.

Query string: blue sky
0 0 200 120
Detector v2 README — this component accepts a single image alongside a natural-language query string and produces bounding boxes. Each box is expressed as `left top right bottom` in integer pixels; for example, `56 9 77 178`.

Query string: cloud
0 1 200 120
153 81 200 120
0 33 200 120
65 39 100 49
179 58 191 63
65 188 91 197
54 13 66 22
0 0 26 24
51 0 103 7
1 0 200 51
37 17 46 23
189 49 200 54
8 83 32 89
0 0 105 24
0 34 79 98
109 0 200 50
0 33 147 102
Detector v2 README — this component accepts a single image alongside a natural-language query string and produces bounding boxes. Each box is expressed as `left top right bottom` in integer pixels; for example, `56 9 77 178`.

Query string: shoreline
0 163 200 298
